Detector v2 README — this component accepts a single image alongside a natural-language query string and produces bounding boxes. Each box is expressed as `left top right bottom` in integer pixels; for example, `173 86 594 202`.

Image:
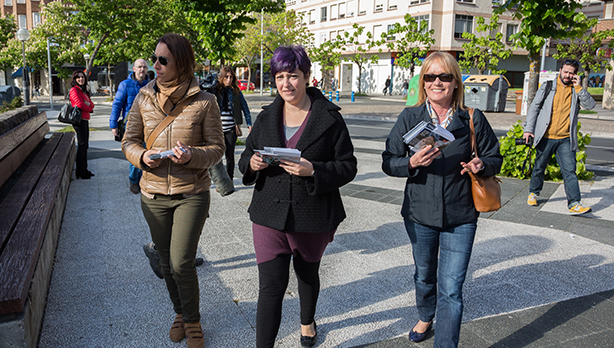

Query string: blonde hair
417 52 465 110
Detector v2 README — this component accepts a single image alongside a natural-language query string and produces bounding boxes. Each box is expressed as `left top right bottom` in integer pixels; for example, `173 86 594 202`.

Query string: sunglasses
424 74 454 83
151 54 169 66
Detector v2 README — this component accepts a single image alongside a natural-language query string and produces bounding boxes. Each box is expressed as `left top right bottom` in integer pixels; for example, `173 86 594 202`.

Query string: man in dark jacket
110 59 149 194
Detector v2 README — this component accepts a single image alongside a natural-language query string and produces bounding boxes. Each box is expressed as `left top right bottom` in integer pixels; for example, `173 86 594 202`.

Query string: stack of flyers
255 147 301 165
402 121 455 153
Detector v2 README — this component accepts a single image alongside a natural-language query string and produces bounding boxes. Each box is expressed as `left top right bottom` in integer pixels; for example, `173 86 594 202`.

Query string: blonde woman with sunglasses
382 52 502 348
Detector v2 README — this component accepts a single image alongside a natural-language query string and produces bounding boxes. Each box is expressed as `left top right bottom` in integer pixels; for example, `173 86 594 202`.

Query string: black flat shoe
300 322 317 348
76 172 91 179
409 321 432 343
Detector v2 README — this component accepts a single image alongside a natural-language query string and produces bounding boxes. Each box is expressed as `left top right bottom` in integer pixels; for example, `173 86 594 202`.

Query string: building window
358 0 367 15
331 4 338 20
457 0 474 3
320 33 327 44
18 14 26 29
309 9 315 24
373 24 384 41
492 0 502 6
375 0 384 12
388 0 398 10
454 15 473 39
415 14 430 33
32 12 41 27
410 0 429 5
347 0 355 17
16 0 25 3
386 24 395 41
339 3 346 18
4 0 12 6
321 7 327 22
506 24 518 42
330 31 337 41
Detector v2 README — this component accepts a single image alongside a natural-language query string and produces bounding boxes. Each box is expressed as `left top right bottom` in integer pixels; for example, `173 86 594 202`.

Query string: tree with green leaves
553 24 614 90
496 0 593 106
309 36 345 91
460 14 512 75
0 15 17 71
381 14 435 79
341 23 380 94
233 10 314 88
174 0 284 64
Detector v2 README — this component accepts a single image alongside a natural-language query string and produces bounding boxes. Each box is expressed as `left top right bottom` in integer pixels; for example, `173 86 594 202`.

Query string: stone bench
0 106 75 348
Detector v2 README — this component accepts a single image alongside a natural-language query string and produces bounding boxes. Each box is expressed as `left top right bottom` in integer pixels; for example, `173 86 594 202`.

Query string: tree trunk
526 54 541 108
357 63 363 94
107 63 113 98
247 63 252 91
85 32 109 77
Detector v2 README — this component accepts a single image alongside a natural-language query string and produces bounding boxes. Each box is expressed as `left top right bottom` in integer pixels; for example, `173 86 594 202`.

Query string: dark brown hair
71 70 90 97
217 66 240 93
158 33 195 83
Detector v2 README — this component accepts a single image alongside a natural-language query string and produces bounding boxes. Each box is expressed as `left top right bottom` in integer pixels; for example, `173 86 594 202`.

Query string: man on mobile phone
523 59 596 215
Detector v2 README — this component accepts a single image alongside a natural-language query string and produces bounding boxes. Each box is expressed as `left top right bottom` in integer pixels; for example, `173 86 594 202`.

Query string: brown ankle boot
184 321 204 348
169 314 185 342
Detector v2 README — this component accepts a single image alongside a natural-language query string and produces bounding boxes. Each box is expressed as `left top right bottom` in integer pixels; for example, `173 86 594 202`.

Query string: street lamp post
84 53 91 72
260 8 264 96
47 38 54 109
16 28 30 105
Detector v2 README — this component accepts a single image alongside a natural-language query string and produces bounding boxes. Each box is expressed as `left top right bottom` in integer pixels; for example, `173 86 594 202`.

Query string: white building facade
288 0 526 94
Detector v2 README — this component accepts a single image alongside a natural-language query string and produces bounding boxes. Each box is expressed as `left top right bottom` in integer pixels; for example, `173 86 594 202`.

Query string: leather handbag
58 102 82 125
468 108 502 212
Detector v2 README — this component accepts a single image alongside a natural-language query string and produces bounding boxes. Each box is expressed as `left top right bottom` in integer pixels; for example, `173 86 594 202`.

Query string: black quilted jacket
238 87 357 233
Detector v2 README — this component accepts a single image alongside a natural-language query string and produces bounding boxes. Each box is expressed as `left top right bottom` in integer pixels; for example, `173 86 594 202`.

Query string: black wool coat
238 87 357 233
382 105 502 228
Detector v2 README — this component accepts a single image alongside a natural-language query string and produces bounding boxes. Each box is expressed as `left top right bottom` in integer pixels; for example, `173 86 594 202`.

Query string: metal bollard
351 91 355 102
336 90 339 101
329 91 332 101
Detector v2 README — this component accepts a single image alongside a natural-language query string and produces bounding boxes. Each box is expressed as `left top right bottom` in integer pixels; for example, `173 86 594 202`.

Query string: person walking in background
331 76 338 91
122 33 224 348
384 75 391 96
524 59 596 215
110 58 149 194
402 79 409 97
239 45 357 348
214 66 252 180
311 77 318 88
69 70 95 179
382 52 502 347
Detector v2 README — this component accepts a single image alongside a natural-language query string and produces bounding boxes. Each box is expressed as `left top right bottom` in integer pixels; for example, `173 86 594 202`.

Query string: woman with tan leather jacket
122 33 224 348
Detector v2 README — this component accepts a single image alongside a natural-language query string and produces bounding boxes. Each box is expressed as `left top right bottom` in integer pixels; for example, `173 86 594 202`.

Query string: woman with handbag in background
122 33 224 348
69 70 95 179
382 52 502 348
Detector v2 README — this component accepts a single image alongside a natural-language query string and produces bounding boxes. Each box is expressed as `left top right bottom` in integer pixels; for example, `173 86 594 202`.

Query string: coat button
274 198 280 203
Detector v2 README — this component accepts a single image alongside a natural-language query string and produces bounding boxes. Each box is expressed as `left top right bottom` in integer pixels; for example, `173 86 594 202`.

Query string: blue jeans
129 163 142 184
529 137 580 208
404 220 477 348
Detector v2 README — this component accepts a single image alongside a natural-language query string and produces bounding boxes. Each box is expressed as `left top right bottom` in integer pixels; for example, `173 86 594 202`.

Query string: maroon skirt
252 223 335 264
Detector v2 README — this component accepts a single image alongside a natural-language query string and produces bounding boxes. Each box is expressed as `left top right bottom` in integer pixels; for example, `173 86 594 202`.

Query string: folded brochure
402 121 455 153
255 147 301 165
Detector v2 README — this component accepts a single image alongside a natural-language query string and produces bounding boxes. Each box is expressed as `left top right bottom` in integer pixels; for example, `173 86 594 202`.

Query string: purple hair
270 45 311 78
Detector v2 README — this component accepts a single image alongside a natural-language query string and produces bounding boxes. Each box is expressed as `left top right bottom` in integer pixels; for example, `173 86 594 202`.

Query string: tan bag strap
145 92 197 150
468 108 478 158
146 114 177 150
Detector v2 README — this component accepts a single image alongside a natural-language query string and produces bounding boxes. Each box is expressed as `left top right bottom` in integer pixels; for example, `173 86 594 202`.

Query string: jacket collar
260 87 341 150
129 72 149 87
140 77 201 111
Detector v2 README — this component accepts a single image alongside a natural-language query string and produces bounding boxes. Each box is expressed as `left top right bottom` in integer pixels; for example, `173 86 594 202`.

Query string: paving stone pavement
32 96 614 347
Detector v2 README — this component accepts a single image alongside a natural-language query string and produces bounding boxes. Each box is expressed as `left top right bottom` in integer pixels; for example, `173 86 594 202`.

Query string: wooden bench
0 106 75 348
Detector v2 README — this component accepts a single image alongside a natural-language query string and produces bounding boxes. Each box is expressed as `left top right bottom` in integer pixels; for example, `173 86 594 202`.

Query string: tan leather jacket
122 78 225 196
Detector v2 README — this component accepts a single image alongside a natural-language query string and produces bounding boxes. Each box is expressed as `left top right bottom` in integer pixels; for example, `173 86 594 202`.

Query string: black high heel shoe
300 322 317 348
86 171 95 177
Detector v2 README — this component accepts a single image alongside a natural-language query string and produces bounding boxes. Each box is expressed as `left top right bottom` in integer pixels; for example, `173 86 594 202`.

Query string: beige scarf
156 75 191 115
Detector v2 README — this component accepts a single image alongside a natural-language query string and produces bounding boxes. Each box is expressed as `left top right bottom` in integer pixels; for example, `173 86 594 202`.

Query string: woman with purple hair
239 45 357 348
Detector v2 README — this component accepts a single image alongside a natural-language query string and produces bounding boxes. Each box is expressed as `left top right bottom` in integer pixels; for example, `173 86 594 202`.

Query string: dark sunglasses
563 59 579 68
151 54 169 66
424 74 454 83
